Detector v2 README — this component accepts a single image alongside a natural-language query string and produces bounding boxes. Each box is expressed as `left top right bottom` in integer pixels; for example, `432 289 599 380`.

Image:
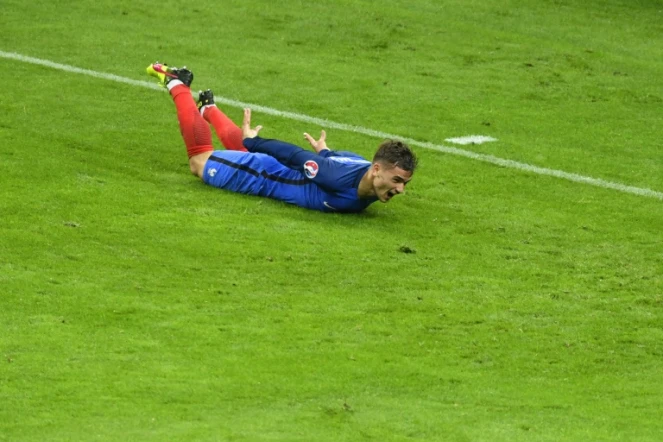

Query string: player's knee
189 160 206 178
188 151 213 179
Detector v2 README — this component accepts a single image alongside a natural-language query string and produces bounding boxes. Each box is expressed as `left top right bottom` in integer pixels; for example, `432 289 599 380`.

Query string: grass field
1 0 662 440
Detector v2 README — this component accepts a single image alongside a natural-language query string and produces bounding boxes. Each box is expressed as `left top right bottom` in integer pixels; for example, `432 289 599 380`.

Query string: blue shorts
202 150 313 206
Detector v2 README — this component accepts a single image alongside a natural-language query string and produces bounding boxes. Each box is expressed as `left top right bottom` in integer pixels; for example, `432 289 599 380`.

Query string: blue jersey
201 137 377 213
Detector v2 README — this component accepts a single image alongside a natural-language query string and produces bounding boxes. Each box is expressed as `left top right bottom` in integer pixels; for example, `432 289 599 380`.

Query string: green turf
1 0 662 441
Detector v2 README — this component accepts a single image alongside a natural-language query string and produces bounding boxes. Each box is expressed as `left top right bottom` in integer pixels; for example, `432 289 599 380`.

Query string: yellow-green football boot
146 62 193 88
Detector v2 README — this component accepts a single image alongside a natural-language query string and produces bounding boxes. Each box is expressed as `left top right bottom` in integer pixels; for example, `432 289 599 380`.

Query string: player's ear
372 162 381 175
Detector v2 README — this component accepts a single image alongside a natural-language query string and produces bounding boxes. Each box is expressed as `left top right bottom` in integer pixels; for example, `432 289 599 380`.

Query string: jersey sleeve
243 137 361 192
318 149 367 160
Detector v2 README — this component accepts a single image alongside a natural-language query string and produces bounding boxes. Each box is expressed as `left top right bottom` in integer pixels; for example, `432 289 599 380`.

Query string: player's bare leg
188 151 213 178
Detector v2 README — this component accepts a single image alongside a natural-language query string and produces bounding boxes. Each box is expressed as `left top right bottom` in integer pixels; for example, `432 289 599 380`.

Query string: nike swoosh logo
323 201 338 211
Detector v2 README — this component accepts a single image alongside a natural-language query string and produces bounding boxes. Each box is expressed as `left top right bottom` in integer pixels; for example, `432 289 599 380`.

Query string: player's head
370 140 417 203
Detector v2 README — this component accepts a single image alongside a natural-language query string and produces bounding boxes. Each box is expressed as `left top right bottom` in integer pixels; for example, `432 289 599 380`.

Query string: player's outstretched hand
242 108 263 139
304 130 328 153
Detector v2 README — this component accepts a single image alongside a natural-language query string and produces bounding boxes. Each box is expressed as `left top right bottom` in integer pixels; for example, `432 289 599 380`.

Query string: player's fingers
320 130 326 141
255 125 263 134
242 108 251 128
303 133 315 146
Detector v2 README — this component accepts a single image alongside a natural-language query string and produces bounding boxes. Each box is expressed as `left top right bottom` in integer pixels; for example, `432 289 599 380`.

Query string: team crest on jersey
303 160 319 178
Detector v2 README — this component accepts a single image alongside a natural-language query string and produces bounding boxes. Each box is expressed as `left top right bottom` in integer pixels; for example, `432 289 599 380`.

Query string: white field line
2 50 661 201
446 135 498 145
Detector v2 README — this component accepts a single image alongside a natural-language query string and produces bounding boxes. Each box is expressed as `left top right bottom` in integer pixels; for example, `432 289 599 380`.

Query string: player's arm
245 137 353 191
304 130 366 160
243 136 321 168
241 109 359 192
241 108 327 168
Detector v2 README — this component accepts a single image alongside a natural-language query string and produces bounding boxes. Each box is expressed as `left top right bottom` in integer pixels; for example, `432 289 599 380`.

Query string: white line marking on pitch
1 50 661 201
446 135 497 145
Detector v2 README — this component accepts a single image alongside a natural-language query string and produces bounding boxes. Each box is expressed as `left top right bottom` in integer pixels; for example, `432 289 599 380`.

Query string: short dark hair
372 139 418 173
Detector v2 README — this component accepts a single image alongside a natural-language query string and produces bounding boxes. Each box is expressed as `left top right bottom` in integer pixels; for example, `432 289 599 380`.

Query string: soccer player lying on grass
146 62 418 213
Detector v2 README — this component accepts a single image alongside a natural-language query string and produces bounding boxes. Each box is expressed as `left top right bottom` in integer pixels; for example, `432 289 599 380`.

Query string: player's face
372 163 413 203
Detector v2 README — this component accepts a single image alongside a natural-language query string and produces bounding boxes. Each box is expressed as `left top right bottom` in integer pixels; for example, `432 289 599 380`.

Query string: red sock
202 105 247 152
170 84 214 158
